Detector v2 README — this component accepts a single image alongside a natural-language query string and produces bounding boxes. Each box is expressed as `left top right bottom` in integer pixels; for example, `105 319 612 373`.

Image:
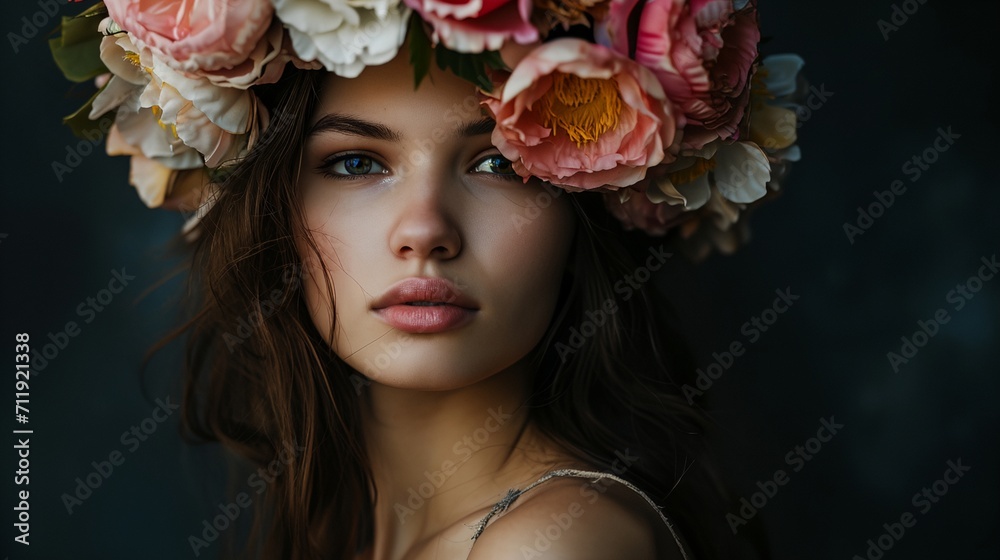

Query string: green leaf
49 3 109 83
63 87 115 140
407 14 432 90
433 46 509 93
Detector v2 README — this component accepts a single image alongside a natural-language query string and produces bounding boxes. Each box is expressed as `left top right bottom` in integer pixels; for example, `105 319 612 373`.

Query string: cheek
480 190 576 339
296 233 335 344
296 205 383 350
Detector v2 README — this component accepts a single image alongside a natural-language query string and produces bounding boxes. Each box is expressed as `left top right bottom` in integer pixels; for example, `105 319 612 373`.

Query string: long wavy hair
167 66 766 560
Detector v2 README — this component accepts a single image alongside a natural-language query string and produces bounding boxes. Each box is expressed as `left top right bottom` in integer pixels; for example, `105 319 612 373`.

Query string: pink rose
404 0 538 52
600 0 760 150
483 39 676 190
104 0 277 82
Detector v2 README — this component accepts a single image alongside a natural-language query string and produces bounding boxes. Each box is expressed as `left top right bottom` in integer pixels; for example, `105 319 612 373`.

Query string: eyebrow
458 117 496 137
307 113 495 141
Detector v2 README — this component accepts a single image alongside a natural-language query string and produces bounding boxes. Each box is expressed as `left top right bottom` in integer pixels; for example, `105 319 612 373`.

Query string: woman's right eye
318 154 388 179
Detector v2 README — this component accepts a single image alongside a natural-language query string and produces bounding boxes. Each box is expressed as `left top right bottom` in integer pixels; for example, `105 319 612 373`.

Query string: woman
51 0 802 557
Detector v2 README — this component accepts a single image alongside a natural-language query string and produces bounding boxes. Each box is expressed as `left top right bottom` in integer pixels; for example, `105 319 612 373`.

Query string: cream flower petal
673 173 711 210
148 59 250 133
112 106 204 168
104 122 136 156
646 175 685 205
712 141 770 203
127 155 174 208
749 103 797 151
90 76 139 119
276 0 409 77
173 104 242 168
97 33 148 86
275 0 356 33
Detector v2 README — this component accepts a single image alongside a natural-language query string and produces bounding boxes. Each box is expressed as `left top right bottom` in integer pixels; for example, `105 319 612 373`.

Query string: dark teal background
2 0 998 558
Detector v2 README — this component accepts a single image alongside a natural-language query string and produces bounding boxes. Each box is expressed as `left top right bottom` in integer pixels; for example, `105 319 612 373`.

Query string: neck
359 361 568 558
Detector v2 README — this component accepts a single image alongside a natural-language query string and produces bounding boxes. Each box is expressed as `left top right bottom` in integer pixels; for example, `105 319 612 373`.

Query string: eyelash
470 154 520 181
317 152 387 181
316 153 520 181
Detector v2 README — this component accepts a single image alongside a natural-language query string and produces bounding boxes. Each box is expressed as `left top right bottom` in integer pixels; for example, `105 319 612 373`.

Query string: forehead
310 53 484 131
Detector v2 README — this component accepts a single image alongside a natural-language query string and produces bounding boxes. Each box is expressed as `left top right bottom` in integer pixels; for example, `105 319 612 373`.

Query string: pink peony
104 0 278 82
403 0 538 52
600 0 760 151
483 39 676 190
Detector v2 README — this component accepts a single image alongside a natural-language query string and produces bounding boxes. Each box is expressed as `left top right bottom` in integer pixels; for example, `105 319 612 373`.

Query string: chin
342 335 526 392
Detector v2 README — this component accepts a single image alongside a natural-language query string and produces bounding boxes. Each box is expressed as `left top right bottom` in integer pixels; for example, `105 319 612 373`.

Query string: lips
371 277 478 333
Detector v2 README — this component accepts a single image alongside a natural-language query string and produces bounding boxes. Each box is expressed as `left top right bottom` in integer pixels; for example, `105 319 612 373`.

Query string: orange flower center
123 51 141 67
539 73 622 148
150 105 179 138
667 157 716 186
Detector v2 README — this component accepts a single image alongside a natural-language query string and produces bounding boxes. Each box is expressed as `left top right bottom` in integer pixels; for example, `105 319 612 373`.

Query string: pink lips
370 277 478 334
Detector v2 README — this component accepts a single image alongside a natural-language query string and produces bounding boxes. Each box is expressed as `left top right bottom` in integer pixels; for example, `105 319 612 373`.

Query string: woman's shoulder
466 469 690 560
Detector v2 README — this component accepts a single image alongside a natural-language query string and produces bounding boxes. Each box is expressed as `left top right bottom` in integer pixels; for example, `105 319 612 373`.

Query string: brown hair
168 66 761 559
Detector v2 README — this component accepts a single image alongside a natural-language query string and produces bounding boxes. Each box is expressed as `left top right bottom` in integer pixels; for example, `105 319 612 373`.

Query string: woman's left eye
319 154 387 179
471 154 519 179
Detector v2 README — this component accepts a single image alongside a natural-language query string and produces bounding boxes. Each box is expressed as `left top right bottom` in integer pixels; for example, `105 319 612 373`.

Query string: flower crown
50 0 806 259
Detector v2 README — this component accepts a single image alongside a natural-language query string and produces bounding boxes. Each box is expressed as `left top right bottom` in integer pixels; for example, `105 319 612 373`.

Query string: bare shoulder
466 474 688 560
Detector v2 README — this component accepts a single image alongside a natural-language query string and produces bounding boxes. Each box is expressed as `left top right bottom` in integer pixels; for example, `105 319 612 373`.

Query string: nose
388 178 462 261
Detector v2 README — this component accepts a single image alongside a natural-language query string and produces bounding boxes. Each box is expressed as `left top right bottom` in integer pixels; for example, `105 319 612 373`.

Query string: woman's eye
320 154 387 178
472 155 518 178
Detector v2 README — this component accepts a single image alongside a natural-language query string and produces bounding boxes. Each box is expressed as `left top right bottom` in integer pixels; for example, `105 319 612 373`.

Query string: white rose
272 0 411 78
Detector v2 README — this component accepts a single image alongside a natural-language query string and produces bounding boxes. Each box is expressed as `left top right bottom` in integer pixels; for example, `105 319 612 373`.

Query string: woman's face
297 52 576 391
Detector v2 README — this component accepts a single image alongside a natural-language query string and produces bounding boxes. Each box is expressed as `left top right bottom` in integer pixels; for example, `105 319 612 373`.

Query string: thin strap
467 468 690 560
